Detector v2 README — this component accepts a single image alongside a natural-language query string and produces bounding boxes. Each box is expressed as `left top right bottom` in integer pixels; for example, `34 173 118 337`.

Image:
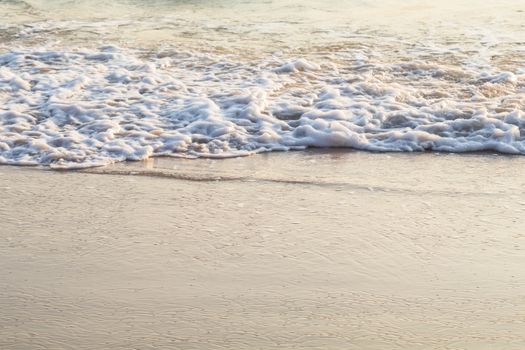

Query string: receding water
2 153 525 350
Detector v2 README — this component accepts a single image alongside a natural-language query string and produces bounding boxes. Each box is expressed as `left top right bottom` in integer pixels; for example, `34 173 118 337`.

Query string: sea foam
0 46 524 168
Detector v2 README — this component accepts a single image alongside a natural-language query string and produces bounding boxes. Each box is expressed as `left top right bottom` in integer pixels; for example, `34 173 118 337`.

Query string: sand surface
1 151 525 349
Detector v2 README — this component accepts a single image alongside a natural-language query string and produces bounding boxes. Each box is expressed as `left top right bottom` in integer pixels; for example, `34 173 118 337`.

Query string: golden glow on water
1 0 525 53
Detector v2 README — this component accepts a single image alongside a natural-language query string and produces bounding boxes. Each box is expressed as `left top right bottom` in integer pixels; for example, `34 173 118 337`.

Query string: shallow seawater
2 153 525 350
1 0 525 167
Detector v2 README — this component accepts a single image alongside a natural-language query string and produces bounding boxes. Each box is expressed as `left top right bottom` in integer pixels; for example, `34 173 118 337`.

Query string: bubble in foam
0 46 525 168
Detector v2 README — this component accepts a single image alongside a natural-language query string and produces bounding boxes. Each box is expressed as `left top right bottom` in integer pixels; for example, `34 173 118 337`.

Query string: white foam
0 45 524 168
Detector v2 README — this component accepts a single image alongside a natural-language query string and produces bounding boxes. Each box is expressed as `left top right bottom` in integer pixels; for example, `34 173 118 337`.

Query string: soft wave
0 46 524 168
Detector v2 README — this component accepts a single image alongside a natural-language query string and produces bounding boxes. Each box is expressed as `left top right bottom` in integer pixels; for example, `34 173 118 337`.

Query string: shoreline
1 151 525 349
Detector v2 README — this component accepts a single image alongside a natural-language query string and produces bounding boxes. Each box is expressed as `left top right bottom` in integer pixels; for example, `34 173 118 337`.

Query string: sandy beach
1 151 525 349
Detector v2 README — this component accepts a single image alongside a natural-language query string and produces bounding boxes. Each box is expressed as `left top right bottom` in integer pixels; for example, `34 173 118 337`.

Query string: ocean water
1 0 525 167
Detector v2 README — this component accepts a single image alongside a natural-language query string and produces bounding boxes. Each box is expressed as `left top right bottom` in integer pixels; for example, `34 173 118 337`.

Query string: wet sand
1 151 525 349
